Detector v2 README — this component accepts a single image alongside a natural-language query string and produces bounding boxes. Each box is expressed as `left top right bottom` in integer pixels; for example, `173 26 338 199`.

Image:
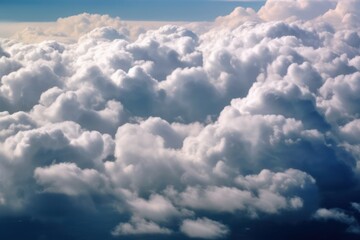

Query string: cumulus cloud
258 0 337 22
128 194 181 222
313 208 360 234
168 169 317 218
12 13 128 43
0 46 10 58
34 163 109 196
112 216 172 236
314 208 356 225
180 218 229 239
0 0 360 239
319 0 360 29
0 64 61 111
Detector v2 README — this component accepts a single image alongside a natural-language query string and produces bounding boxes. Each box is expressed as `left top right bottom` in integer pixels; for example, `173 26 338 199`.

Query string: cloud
0 46 10 58
31 87 128 135
34 162 109 196
111 218 171 236
112 216 172 236
0 64 61 111
214 6 261 29
314 208 356 225
128 194 180 222
313 208 360 234
180 218 229 239
12 13 128 43
352 202 360 213
0 0 360 239
0 111 36 141
0 56 21 80
169 169 317 218
318 72 360 125
319 0 360 29
258 0 337 22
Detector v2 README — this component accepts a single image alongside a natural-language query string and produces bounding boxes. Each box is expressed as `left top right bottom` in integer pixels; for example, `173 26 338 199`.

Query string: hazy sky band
0 0 265 22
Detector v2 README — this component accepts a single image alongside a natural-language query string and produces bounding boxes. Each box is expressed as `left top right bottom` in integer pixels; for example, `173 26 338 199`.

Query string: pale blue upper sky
0 0 265 22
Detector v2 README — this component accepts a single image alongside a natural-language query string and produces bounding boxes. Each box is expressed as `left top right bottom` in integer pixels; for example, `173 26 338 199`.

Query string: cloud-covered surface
1 0 360 239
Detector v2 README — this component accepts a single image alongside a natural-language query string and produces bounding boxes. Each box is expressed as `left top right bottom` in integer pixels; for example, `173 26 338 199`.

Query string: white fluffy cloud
167 169 316 217
180 218 229 239
112 216 172 236
259 0 337 21
313 208 360 234
314 208 356 225
12 13 128 43
0 0 360 238
128 194 181 222
34 163 109 196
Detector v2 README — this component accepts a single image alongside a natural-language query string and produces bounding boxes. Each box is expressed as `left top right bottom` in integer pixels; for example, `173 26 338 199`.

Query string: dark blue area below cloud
1 216 360 240
1 194 359 240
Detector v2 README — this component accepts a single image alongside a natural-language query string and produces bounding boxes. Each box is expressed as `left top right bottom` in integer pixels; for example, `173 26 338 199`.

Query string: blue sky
0 0 265 21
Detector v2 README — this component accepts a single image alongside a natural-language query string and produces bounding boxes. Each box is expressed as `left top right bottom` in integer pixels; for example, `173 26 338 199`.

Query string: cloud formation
1 0 360 239
313 208 360 234
180 218 229 239
112 216 172 236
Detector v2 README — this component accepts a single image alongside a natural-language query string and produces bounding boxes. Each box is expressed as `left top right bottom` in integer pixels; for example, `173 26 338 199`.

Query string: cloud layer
1 0 360 239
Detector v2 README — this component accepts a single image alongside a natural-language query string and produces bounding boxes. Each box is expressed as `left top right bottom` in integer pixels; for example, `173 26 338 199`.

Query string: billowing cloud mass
1 0 360 239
